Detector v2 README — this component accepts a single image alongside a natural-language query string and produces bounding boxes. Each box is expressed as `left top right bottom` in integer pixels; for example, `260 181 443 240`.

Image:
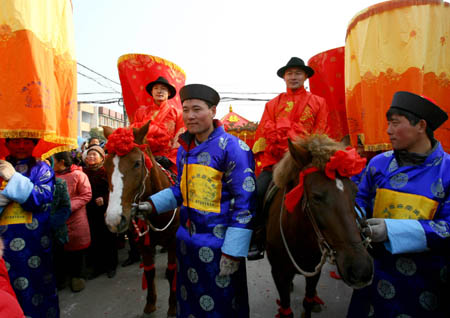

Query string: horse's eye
311 192 325 202
134 160 141 168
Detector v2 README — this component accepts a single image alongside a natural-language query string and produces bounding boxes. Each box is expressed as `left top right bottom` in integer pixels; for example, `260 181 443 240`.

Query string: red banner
117 54 186 123
308 47 348 142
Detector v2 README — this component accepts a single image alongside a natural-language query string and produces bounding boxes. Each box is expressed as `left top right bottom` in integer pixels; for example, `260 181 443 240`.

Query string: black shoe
247 243 264 261
107 269 116 278
121 257 139 267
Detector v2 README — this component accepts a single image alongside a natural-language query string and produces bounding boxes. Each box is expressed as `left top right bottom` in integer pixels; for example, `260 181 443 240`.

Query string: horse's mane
273 134 346 188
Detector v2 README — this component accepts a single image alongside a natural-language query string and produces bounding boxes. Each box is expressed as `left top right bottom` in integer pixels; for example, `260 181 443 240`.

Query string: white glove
219 254 240 276
0 160 15 181
367 218 387 242
136 201 153 212
131 201 153 219
0 193 10 207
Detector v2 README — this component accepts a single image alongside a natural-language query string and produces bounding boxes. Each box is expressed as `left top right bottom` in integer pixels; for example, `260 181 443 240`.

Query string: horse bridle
130 152 149 219
131 151 177 233
279 182 372 278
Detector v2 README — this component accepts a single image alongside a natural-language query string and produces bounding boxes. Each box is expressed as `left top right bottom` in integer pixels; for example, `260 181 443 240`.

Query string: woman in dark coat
83 145 118 278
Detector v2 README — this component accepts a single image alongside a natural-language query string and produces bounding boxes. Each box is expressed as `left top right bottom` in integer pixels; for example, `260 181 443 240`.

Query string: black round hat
389 91 448 131
145 76 176 99
179 84 220 106
277 57 314 78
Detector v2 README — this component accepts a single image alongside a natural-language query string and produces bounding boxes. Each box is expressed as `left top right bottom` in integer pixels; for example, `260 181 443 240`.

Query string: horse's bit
279 188 372 277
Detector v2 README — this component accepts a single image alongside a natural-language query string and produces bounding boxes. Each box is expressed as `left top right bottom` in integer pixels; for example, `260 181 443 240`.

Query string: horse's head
103 121 152 233
274 135 373 289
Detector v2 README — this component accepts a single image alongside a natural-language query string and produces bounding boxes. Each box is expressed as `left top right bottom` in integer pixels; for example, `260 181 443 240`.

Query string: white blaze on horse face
105 155 124 227
336 178 344 192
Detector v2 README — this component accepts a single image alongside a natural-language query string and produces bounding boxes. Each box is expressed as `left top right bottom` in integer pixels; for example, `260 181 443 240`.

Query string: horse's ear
133 120 150 144
288 139 311 168
103 126 114 139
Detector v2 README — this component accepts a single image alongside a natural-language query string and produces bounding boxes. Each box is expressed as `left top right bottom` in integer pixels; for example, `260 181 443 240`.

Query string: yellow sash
0 202 33 225
0 180 32 225
180 164 223 213
373 188 438 220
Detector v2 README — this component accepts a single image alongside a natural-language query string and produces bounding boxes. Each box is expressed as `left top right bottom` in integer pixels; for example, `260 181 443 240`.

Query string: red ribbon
284 167 318 213
167 263 177 292
284 147 366 213
324 147 366 180
105 127 153 170
276 299 293 317
140 263 155 290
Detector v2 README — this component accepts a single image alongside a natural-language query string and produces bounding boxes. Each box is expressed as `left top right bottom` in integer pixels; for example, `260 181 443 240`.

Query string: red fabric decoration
276 299 293 317
304 295 325 305
284 147 366 213
167 263 177 292
284 167 319 213
330 271 342 280
140 264 155 290
325 147 366 180
146 121 172 153
105 127 153 170
167 263 176 271
264 118 291 159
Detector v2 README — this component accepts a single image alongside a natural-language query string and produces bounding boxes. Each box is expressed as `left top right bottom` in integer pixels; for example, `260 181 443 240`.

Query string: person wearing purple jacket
0 138 58 318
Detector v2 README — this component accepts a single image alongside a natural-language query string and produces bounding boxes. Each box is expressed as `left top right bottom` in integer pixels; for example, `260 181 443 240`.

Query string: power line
220 97 270 102
77 62 121 86
78 92 121 95
219 91 278 95
78 98 121 105
77 71 121 93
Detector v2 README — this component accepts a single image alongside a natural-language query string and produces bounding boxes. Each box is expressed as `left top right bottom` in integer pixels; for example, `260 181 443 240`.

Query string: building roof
220 105 255 130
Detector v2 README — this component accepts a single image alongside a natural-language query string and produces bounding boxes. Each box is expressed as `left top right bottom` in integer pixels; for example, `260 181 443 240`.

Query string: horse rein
279 189 329 277
354 203 372 247
279 183 372 277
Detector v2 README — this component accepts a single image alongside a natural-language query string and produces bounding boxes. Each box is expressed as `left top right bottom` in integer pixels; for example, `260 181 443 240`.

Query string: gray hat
180 84 220 105
389 91 448 131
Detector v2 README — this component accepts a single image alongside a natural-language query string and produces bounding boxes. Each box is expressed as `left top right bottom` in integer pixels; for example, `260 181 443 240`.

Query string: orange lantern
308 47 348 141
0 0 78 159
345 0 450 151
117 54 186 123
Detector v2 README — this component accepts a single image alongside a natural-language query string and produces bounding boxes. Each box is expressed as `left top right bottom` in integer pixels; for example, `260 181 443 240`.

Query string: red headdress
285 147 366 213
105 127 153 169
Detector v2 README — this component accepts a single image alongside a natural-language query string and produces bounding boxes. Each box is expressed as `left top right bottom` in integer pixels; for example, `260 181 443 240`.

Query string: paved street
59 246 353 318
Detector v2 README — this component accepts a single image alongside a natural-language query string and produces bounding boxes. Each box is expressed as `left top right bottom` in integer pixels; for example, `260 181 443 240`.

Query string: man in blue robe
347 91 450 317
138 84 256 318
0 138 58 318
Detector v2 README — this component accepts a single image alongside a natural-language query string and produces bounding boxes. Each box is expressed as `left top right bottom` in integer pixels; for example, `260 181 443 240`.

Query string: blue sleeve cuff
384 219 428 254
2 173 33 204
150 188 178 214
221 227 253 258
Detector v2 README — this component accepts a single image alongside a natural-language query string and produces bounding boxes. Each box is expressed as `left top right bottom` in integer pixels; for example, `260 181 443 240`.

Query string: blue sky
73 0 380 122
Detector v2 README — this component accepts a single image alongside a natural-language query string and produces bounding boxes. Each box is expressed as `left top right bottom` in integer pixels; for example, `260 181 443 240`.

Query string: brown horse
103 121 179 318
266 135 373 318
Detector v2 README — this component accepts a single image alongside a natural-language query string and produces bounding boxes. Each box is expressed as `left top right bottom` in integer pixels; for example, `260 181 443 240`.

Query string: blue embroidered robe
348 143 450 317
0 159 58 318
150 123 256 318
